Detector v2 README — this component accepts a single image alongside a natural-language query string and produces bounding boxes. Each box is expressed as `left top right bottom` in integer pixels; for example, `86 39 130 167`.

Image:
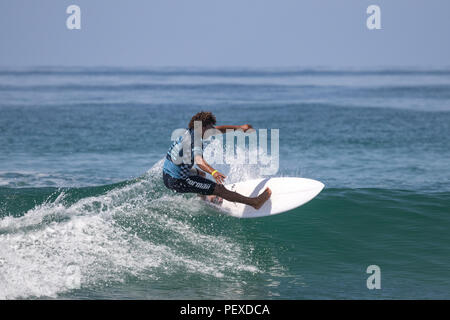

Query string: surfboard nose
317 181 325 191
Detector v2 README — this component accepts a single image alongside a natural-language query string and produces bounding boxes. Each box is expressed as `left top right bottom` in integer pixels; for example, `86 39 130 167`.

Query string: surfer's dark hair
188 111 217 129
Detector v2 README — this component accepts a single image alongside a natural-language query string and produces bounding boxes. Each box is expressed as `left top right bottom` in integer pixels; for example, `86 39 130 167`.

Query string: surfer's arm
214 124 254 134
194 155 226 184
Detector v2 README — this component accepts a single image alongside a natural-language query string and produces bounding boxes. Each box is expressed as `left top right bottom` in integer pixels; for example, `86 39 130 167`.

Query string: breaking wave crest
0 160 262 299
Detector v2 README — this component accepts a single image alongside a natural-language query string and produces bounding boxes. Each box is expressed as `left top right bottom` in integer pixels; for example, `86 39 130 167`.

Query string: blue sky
0 0 449 67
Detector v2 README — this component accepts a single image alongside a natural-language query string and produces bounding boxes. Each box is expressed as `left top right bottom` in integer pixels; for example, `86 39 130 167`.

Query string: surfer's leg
192 170 222 202
212 184 271 210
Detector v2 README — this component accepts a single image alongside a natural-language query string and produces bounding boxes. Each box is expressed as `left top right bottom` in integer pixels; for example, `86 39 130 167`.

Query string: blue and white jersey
163 128 207 179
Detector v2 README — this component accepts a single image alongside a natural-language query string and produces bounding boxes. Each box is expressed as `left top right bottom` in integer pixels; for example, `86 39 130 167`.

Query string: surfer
162 111 271 210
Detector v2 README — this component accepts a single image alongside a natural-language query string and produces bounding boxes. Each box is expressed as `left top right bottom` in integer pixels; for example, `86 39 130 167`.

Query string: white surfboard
212 177 324 218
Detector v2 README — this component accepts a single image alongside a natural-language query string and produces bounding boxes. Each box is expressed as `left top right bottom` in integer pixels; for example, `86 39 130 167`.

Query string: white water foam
0 160 261 299
202 137 265 184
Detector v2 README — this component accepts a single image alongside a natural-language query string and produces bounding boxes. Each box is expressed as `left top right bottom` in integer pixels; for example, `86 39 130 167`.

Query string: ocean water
0 67 449 299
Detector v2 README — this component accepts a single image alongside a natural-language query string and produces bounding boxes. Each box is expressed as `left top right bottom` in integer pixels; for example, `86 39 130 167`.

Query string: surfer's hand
212 171 226 184
240 124 254 132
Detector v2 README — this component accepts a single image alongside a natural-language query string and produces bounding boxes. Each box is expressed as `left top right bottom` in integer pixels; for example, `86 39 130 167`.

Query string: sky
0 0 449 68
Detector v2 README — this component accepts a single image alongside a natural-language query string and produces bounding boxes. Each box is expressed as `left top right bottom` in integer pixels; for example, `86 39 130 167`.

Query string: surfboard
211 177 324 218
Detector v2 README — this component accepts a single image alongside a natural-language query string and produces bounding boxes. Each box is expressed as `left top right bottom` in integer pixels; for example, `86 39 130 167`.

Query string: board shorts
163 172 216 196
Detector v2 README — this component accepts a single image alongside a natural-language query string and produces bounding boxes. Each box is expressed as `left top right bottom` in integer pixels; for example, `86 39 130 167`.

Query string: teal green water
0 68 449 299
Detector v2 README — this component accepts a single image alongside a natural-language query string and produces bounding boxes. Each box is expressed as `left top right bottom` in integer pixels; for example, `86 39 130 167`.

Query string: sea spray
0 160 261 299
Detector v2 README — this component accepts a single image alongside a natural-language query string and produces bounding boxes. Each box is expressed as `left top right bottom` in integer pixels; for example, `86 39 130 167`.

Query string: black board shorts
163 172 216 196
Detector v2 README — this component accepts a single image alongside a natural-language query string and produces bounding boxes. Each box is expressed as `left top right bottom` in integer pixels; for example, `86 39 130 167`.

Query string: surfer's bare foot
206 195 223 205
251 188 272 210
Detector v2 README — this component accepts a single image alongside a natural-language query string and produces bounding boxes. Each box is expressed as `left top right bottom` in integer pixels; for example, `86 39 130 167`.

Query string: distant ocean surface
0 67 449 299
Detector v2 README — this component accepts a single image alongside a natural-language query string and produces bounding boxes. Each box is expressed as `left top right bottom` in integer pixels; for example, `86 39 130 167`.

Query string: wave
2 83 450 96
1 159 449 299
0 161 262 299
1 67 450 77
0 83 320 92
